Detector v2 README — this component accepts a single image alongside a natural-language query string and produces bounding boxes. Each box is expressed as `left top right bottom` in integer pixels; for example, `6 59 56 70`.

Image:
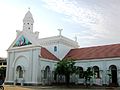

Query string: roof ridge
73 43 120 50
64 43 120 60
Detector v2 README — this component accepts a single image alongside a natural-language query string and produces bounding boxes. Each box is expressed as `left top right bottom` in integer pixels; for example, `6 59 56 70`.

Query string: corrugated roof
40 47 59 61
64 44 120 60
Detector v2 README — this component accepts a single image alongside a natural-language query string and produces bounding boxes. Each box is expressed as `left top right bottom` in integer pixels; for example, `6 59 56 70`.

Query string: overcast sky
0 0 120 57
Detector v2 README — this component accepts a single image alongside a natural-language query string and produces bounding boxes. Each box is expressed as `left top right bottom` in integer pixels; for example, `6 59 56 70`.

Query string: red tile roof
64 44 120 60
40 47 59 61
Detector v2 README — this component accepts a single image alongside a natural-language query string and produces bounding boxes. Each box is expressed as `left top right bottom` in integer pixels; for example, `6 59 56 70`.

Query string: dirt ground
3 85 120 90
4 85 32 90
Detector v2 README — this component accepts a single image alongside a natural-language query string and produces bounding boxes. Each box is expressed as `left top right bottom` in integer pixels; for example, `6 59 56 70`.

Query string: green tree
54 58 77 85
83 67 93 86
0 67 6 80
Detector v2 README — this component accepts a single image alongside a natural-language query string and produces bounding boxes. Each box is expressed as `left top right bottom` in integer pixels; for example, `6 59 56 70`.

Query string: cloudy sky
0 0 120 57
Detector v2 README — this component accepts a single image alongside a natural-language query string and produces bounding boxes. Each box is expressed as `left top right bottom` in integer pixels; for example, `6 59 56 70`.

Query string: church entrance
109 65 118 85
15 66 24 85
16 66 23 78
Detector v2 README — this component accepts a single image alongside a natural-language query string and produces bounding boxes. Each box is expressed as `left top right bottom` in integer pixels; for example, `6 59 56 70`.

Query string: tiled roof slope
64 44 120 60
40 47 59 61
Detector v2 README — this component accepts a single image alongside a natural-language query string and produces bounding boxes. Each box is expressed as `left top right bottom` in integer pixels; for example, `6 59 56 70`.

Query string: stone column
41 70 45 85
100 70 103 85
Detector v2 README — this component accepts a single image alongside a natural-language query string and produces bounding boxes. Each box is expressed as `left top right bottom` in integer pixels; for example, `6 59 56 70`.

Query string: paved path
3 85 120 90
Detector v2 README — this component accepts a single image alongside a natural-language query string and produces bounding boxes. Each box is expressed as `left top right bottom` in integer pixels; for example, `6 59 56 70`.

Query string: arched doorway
109 65 117 84
44 66 51 84
16 66 23 78
15 65 24 85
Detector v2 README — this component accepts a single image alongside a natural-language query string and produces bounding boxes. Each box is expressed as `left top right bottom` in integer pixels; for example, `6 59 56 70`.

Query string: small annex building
5 10 120 86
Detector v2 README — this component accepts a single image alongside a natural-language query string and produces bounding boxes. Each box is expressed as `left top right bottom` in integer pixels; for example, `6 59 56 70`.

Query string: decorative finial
28 7 30 11
58 29 63 36
75 36 77 42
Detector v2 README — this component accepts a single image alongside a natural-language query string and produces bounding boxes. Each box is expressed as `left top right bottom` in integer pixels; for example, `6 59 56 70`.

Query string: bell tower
23 10 34 32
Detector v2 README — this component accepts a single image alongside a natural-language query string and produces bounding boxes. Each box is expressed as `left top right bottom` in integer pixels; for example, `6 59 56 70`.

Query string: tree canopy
83 67 93 85
54 58 77 85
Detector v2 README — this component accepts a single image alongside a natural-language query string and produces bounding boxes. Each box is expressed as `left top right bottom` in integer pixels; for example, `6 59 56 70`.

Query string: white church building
5 11 120 86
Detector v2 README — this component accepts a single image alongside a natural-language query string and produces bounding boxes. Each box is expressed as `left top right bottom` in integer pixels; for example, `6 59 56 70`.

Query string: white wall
43 44 72 60
6 46 40 84
39 58 58 84
75 58 120 85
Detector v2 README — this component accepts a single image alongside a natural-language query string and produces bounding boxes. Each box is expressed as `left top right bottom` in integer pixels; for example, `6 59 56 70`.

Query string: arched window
16 66 23 78
93 66 100 78
109 65 117 70
109 65 117 84
54 46 57 52
44 66 50 79
77 67 84 78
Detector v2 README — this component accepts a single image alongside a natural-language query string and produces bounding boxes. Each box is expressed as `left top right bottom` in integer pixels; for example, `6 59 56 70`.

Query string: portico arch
12 55 29 68
13 55 29 84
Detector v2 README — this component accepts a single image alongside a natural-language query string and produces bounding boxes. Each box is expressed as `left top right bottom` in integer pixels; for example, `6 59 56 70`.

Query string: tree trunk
65 74 70 86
